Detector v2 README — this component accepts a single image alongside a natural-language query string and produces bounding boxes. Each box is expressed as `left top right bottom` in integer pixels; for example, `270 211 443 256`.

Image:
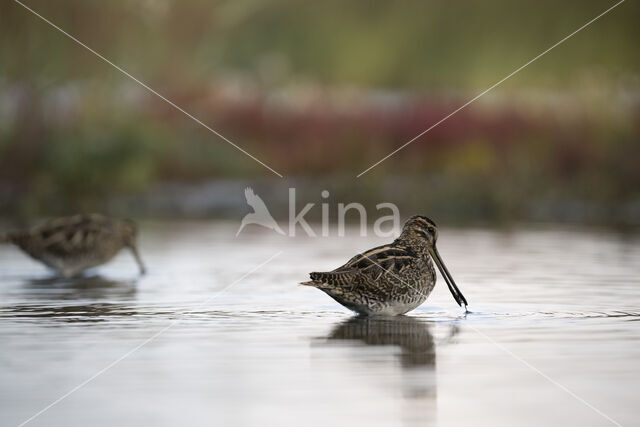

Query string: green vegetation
0 0 638 223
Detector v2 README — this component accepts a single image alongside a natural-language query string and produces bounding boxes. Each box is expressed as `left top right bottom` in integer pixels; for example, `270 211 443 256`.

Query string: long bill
429 245 468 310
129 245 147 275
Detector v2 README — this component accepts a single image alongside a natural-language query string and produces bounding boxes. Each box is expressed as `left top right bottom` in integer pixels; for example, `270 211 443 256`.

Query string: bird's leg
129 245 146 275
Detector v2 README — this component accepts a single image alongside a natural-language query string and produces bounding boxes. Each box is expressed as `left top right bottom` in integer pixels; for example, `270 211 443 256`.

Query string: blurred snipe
0 214 146 278
302 215 467 315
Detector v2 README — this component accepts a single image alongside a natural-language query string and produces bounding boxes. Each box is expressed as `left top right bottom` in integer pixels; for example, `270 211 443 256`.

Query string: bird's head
118 219 146 275
117 219 138 245
398 215 468 310
398 215 439 247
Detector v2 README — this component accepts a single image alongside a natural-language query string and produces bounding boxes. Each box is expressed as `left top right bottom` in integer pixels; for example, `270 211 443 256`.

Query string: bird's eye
427 226 435 234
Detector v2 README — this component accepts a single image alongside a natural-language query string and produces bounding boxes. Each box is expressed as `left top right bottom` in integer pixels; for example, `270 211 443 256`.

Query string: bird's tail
0 230 19 244
300 272 332 288
300 280 320 287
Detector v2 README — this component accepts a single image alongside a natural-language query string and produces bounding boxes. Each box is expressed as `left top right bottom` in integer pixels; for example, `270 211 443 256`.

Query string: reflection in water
327 315 437 367
3 302 139 322
0 275 140 322
325 316 446 424
1 224 638 426
23 274 137 301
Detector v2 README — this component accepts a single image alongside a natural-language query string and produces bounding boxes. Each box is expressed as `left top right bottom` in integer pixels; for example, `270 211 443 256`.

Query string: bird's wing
34 215 113 256
244 187 269 212
308 245 417 287
337 244 417 274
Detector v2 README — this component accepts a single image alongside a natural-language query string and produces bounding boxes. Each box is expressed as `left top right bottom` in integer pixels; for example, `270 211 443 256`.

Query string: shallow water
1 222 639 427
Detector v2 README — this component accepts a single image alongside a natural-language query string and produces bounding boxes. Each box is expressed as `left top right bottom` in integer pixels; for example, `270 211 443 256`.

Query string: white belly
353 297 427 316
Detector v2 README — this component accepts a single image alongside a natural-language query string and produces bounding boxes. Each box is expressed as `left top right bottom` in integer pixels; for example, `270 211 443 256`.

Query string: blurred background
2 4 640 426
1 0 639 226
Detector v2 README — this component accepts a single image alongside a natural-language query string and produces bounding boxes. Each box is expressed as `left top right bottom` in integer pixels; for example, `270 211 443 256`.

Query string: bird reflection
326 315 436 368
2 275 139 322
4 302 139 323
323 315 457 424
24 274 137 301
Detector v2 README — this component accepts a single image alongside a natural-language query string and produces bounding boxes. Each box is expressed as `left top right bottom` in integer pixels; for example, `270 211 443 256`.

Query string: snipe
1 214 146 278
301 215 467 315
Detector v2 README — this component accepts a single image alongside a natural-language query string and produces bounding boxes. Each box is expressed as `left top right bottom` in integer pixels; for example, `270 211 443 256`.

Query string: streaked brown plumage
301 215 468 316
0 214 146 278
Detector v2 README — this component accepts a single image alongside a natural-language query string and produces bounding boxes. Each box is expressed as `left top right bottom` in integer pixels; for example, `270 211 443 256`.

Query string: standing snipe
301 215 467 315
0 214 146 278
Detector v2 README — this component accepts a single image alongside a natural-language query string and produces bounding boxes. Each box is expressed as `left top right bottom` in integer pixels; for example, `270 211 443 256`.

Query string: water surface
1 222 639 426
